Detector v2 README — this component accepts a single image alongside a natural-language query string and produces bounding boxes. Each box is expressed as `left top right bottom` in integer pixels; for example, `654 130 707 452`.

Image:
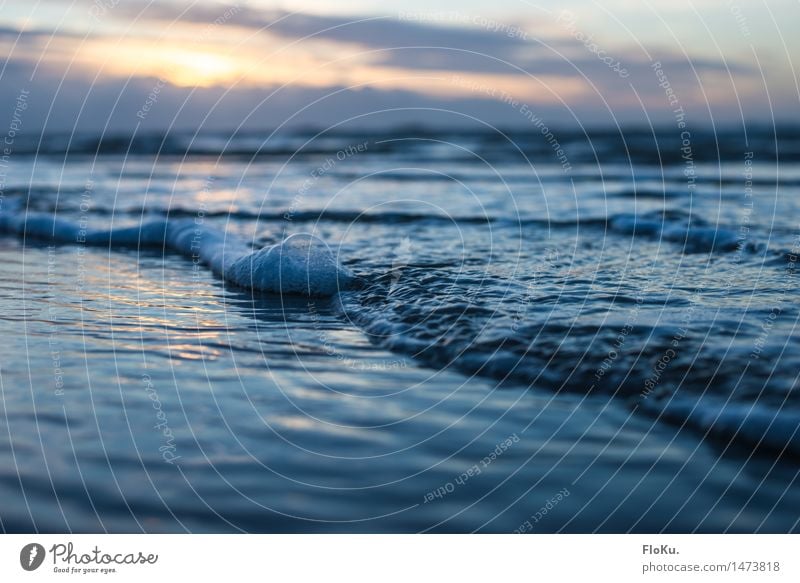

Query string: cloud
97 1 756 95
0 54 785 135
109 2 532 53
373 46 753 76
0 1 790 131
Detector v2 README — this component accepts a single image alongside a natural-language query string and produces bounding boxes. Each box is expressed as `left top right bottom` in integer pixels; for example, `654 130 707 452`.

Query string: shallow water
0 128 799 532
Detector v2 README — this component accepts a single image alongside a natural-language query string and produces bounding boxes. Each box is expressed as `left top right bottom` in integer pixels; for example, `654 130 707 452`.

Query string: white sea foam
0 208 352 297
227 233 350 296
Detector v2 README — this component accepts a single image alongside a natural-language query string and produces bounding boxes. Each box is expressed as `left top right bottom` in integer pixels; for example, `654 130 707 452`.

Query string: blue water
0 127 798 532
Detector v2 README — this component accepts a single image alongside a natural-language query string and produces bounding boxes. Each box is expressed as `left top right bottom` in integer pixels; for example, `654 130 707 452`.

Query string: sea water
0 127 798 532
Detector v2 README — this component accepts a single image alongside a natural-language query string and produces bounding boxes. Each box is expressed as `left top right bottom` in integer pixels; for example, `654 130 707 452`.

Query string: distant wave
27 203 773 255
11 127 800 163
638 396 800 456
608 212 755 253
0 201 778 257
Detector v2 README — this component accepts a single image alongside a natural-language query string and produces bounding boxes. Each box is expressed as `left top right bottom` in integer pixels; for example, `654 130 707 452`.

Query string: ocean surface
0 127 799 532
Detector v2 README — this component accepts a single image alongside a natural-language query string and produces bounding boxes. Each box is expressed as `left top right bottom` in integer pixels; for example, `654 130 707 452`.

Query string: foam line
0 208 352 297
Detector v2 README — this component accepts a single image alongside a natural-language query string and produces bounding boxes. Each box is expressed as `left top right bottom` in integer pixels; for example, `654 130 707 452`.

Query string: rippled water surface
1 128 799 532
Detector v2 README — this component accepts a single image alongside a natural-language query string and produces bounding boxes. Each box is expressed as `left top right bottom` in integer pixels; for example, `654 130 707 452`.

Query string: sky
0 0 797 131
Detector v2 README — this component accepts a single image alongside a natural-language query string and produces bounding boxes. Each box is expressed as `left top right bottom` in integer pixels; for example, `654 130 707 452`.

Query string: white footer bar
0 535 795 582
